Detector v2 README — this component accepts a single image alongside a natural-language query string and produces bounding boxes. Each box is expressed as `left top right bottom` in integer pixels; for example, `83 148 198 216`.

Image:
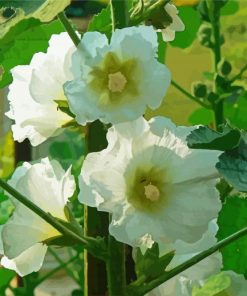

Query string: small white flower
6 33 76 146
160 3 185 42
78 116 221 250
147 220 247 296
0 158 75 276
64 26 171 125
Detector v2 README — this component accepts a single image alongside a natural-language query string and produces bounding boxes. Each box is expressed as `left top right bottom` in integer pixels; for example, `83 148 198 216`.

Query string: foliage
217 195 247 275
0 0 70 38
135 243 174 281
0 20 64 88
186 125 241 150
170 6 201 48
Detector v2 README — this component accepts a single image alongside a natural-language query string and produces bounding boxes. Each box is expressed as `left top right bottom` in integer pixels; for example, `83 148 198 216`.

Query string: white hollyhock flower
78 116 221 251
147 221 247 296
6 33 76 146
160 3 185 42
64 26 171 125
0 158 75 276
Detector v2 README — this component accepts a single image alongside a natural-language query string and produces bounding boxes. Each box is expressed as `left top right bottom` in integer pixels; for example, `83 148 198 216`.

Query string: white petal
161 28 176 42
1 243 47 276
7 66 71 146
71 31 108 78
64 79 100 125
111 26 157 55
2 223 48 259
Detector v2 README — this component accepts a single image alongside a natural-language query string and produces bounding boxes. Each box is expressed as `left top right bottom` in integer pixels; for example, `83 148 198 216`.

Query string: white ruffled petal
1 243 48 277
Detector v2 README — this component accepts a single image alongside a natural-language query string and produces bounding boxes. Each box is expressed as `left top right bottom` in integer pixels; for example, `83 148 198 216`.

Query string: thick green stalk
57 12 108 295
131 225 247 295
171 80 210 109
58 12 80 46
110 0 129 30
0 178 104 258
106 236 126 296
211 3 223 130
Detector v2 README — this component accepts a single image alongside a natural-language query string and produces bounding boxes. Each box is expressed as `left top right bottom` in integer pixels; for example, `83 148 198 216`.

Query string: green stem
0 178 105 258
131 225 247 295
106 236 126 296
230 64 247 83
211 3 223 130
57 12 80 46
48 248 81 286
35 254 78 287
110 0 129 30
171 80 210 109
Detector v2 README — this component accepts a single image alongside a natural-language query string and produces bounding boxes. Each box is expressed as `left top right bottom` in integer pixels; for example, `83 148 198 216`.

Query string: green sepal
54 99 75 118
135 243 175 282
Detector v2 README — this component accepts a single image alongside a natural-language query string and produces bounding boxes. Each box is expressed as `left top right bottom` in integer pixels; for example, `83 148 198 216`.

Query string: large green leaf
87 5 112 38
192 272 231 296
221 0 239 15
0 0 70 38
0 20 64 88
0 269 15 294
189 108 214 125
186 126 241 150
216 138 247 192
170 7 201 49
224 91 247 130
217 196 247 275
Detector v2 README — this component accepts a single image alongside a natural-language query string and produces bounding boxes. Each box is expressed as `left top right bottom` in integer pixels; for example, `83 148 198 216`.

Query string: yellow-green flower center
89 52 139 105
108 71 127 93
125 164 169 213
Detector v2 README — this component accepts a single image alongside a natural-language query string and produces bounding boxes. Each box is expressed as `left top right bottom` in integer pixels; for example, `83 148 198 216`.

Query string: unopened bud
192 81 207 98
218 59 232 76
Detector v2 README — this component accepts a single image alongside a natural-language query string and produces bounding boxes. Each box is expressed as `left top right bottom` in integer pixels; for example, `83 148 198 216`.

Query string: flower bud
192 81 208 98
218 59 232 76
198 24 213 48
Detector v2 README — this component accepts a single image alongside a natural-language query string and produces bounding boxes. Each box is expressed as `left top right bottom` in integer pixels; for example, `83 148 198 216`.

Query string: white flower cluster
0 4 237 294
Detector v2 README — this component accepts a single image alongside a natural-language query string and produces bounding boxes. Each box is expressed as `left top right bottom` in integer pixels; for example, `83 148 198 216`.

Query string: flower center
144 183 160 201
108 71 127 93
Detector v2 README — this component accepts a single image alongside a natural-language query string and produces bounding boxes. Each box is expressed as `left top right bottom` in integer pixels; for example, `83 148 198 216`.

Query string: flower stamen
108 71 127 93
144 183 160 201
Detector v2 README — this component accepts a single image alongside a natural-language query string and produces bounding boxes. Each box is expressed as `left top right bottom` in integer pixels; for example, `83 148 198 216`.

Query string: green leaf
0 20 64 88
0 269 15 293
221 0 239 15
170 7 201 49
224 91 247 129
189 108 214 125
217 195 247 275
192 272 231 296
55 100 75 118
216 139 247 192
0 0 70 39
87 5 112 38
49 129 86 176
186 126 241 150
135 243 174 281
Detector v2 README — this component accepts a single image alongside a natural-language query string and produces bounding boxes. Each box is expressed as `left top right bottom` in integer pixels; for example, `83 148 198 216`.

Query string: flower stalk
57 12 80 46
129 225 247 295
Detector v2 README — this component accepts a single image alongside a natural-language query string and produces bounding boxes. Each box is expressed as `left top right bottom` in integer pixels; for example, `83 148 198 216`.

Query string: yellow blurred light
173 0 199 6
